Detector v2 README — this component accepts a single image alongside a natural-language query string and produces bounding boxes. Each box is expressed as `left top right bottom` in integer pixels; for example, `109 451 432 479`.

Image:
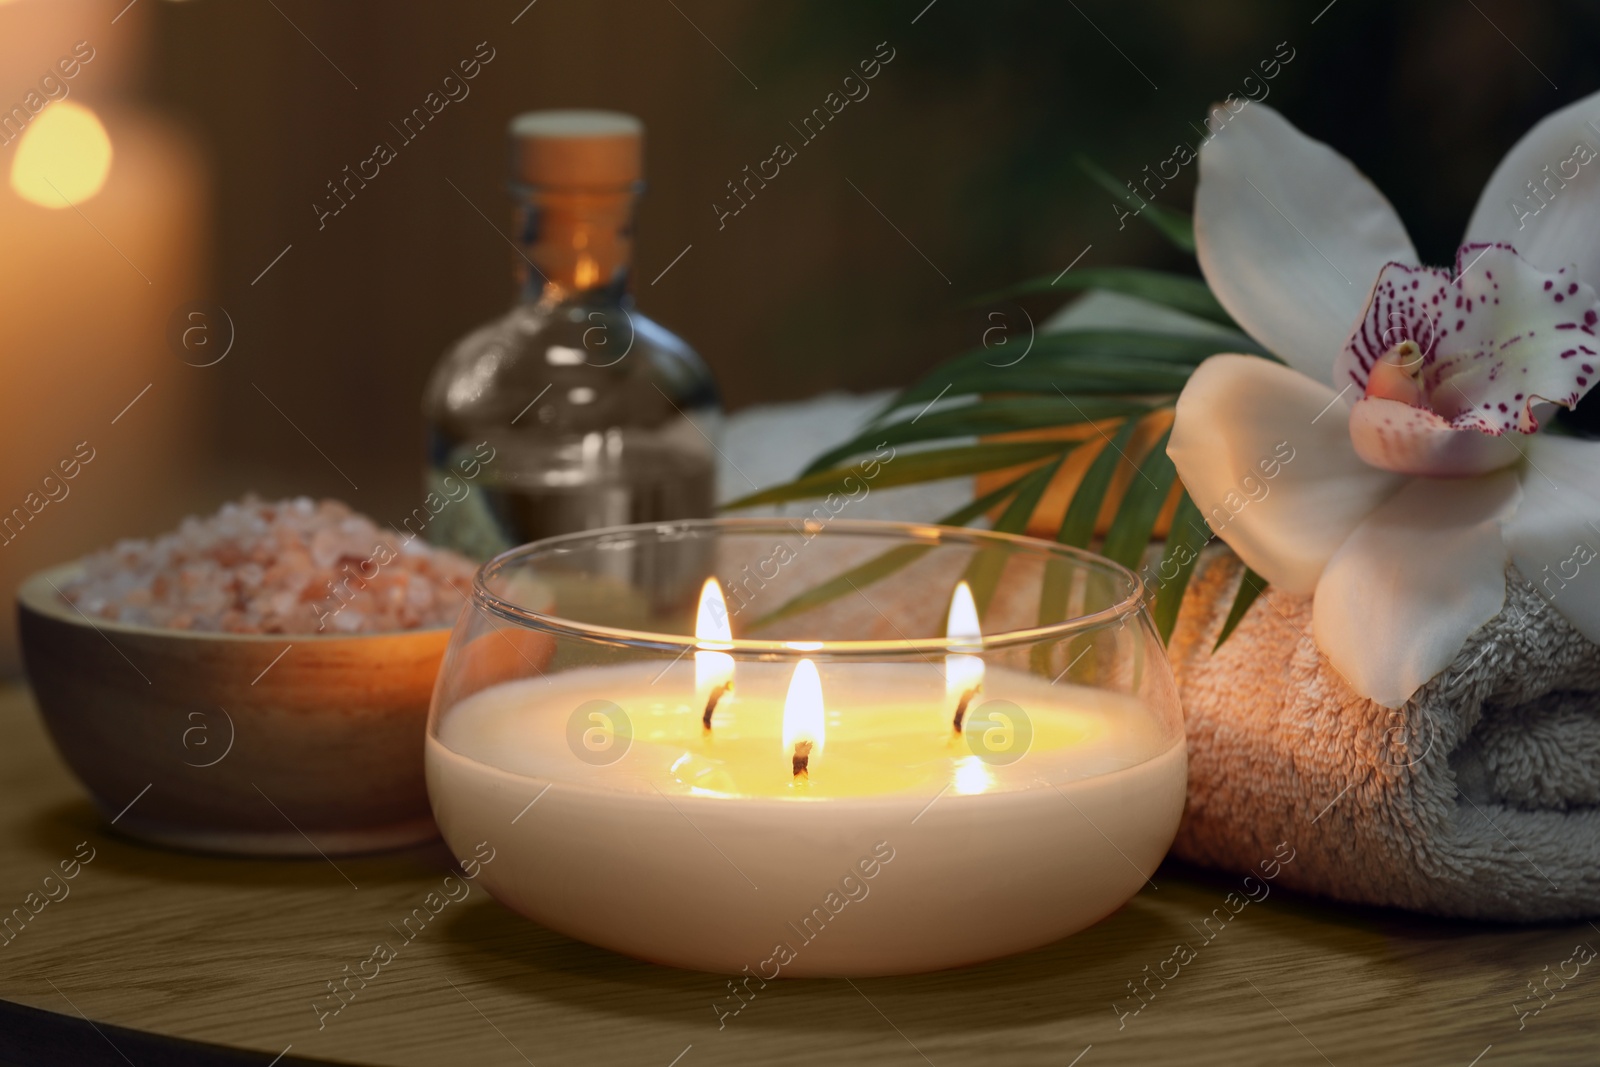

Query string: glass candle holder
425 518 1186 977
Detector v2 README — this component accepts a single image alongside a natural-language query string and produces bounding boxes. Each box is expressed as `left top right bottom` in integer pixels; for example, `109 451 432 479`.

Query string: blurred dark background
158 0 1600 500
2 0 1599 660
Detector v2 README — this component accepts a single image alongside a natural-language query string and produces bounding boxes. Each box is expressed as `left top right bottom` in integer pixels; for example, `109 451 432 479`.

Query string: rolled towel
1167 550 1600 921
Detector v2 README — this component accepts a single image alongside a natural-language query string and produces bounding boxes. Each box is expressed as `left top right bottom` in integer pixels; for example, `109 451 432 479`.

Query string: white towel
1168 550 1600 921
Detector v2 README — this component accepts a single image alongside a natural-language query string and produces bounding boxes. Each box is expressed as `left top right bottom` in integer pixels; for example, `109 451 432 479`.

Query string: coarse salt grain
61 496 479 634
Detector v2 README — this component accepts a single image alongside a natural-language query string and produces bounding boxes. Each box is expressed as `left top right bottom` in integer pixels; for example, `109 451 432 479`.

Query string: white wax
425 662 1186 976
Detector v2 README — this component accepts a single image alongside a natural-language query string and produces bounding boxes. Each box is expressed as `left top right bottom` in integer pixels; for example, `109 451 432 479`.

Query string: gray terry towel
1166 550 1600 921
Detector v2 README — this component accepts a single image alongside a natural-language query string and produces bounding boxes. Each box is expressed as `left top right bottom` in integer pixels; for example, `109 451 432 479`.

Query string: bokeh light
10 101 113 208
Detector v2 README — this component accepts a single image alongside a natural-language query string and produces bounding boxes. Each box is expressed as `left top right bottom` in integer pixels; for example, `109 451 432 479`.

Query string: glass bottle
423 110 720 560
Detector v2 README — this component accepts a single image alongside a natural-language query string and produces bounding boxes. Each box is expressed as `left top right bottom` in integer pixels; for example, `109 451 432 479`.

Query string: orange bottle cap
509 110 643 189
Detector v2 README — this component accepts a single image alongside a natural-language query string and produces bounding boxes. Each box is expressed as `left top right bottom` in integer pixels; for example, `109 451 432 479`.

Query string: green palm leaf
745 471 1041 630
1098 426 1176 572
803 396 1148 476
1077 154 1196 253
873 328 1265 422
938 327 1265 372
1056 415 1143 549
1149 492 1210 641
729 200 1265 653
962 454 1064 613
881 360 1194 414
1214 566 1267 650
723 439 1075 510
973 267 1233 326
1030 415 1144 670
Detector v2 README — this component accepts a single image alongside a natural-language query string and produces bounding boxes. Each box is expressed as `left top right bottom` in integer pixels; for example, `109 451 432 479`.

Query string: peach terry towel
1168 551 1600 921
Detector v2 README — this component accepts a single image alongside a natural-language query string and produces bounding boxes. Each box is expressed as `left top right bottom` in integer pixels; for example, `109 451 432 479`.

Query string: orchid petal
1336 245 1600 432
1434 245 1600 430
1313 471 1519 708
1503 433 1600 644
1348 397 1522 477
1464 88 1600 286
1195 103 1416 383
1167 354 1403 594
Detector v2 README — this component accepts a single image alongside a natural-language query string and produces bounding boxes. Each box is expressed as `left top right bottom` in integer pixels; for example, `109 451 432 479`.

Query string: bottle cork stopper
509 110 643 189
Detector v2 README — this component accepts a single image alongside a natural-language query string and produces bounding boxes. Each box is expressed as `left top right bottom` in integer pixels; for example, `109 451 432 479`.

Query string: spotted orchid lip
1335 243 1600 437
1348 396 1523 477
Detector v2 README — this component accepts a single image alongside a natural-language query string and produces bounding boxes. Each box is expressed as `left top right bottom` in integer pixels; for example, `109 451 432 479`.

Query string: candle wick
792 740 813 778
952 686 980 734
702 680 733 731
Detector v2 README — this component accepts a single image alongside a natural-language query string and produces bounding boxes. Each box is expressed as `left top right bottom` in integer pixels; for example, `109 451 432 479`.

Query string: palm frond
1098 427 1176 572
961 454 1064 613
871 328 1267 423
1056 416 1143 549
972 267 1234 326
879 360 1194 414
1214 566 1267 650
803 396 1148 477
745 469 1046 630
1149 492 1209 641
1076 154 1196 253
723 439 1076 510
724 200 1266 651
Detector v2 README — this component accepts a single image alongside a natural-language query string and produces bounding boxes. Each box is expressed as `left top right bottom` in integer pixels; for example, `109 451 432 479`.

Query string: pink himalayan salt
62 496 478 634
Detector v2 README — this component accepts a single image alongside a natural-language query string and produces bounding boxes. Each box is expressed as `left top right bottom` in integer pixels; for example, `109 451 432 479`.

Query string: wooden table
0 683 1594 1067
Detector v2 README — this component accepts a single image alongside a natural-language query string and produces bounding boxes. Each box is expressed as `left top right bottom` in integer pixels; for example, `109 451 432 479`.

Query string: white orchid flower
1167 96 1600 707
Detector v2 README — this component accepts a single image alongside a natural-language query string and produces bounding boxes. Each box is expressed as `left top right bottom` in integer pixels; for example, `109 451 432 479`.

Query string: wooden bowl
16 563 454 856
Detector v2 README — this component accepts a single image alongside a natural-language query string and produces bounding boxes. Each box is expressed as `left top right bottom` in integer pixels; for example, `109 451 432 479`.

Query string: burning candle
945 580 983 733
423 519 1188 977
695 578 734 730
781 659 824 779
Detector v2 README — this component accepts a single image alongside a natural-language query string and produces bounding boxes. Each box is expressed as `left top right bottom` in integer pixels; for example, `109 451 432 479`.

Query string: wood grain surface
0 682 1594 1066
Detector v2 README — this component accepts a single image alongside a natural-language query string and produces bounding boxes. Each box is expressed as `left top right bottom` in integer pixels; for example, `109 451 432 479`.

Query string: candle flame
946 580 983 731
695 578 734 726
782 659 826 770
